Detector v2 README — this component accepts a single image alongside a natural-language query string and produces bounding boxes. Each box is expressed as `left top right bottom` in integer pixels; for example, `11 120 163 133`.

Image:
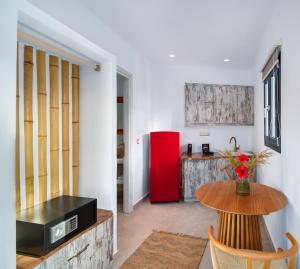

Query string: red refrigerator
149 131 180 203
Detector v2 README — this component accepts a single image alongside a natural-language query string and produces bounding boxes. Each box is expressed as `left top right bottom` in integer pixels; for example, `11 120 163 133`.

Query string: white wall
253 0 300 266
151 64 254 153
79 64 116 211
0 0 18 267
79 63 117 249
28 0 152 205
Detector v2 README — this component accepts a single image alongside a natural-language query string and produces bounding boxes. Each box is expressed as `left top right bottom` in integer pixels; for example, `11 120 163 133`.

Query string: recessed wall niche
16 43 80 211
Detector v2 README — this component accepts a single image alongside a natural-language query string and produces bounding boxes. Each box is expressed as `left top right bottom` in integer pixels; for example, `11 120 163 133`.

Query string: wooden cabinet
181 153 228 201
17 210 113 269
185 83 254 126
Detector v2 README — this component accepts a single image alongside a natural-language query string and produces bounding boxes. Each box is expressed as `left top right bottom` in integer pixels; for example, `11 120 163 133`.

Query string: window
263 47 281 153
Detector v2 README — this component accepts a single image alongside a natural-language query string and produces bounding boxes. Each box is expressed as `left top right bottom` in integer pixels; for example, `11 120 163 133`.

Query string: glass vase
236 179 250 196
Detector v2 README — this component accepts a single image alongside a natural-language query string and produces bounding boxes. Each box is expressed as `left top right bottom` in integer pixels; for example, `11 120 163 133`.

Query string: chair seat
265 260 288 269
251 259 288 269
214 247 288 269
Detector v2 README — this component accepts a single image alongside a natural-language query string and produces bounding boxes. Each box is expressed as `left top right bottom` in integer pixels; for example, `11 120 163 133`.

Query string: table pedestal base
218 212 262 250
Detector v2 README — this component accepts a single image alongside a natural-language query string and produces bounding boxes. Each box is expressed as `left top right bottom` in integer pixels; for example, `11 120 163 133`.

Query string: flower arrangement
220 149 272 195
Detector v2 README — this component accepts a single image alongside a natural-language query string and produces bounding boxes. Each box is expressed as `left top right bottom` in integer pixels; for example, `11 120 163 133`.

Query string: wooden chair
209 226 298 269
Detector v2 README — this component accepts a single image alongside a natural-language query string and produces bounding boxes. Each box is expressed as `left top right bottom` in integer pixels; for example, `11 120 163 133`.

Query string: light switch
200 131 210 136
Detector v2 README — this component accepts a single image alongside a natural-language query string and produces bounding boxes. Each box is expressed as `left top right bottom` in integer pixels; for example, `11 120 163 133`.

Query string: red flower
235 165 249 180
236 153 249 163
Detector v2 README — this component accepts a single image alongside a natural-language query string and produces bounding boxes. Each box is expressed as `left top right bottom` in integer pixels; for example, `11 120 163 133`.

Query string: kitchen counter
181 152 228 201
181 151 253 161
181 152 224 160
181 151 254 201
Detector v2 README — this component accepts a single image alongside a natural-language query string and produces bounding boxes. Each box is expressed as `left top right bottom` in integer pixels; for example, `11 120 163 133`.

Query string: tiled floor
111 198 274 269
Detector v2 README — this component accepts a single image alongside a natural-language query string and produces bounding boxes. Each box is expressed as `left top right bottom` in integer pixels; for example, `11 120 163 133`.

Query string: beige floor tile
111 198 273 269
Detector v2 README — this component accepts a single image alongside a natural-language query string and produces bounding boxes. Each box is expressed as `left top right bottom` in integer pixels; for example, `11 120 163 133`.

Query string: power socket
199 131 210 136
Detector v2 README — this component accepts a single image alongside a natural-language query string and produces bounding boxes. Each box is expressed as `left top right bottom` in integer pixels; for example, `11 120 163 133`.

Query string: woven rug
120 230 208 269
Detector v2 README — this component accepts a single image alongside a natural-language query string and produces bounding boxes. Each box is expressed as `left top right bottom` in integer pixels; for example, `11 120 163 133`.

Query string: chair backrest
209 226 298 269
222 165 256 183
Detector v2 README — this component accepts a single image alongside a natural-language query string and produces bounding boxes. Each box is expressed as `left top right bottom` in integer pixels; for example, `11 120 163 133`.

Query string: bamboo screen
16 43 80 211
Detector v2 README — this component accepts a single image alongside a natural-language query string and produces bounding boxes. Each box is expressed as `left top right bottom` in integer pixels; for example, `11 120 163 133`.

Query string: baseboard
113 249 119 256
133 192 149 209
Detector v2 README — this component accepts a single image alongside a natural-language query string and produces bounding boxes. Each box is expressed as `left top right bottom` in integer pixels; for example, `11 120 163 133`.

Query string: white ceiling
82 0 276 69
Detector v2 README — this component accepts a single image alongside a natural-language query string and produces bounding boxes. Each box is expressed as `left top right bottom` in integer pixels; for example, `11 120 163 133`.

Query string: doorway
116 69 133 213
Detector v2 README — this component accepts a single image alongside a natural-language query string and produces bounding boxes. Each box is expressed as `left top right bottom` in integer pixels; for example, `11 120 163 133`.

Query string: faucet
229 136 240 152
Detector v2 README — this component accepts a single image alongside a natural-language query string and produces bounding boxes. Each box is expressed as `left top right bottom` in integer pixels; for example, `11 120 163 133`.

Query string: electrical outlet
199 131 210 136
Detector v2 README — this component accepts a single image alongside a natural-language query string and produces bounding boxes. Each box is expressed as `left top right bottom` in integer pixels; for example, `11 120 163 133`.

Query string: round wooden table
196 180 287 251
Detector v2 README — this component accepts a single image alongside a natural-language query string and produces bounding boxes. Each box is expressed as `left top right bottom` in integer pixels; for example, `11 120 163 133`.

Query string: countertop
16 209 113 269
181 151 253 161
181 152 224 161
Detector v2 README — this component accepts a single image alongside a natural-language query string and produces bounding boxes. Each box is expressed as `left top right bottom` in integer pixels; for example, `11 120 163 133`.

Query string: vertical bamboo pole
62 60 70 195
49 55 60 198
37 50 47 203
24 46 34 208
72 64 79 195
16 43 20 212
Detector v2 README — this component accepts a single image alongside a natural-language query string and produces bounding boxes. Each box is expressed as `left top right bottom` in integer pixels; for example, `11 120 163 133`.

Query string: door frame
117 66 133 213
